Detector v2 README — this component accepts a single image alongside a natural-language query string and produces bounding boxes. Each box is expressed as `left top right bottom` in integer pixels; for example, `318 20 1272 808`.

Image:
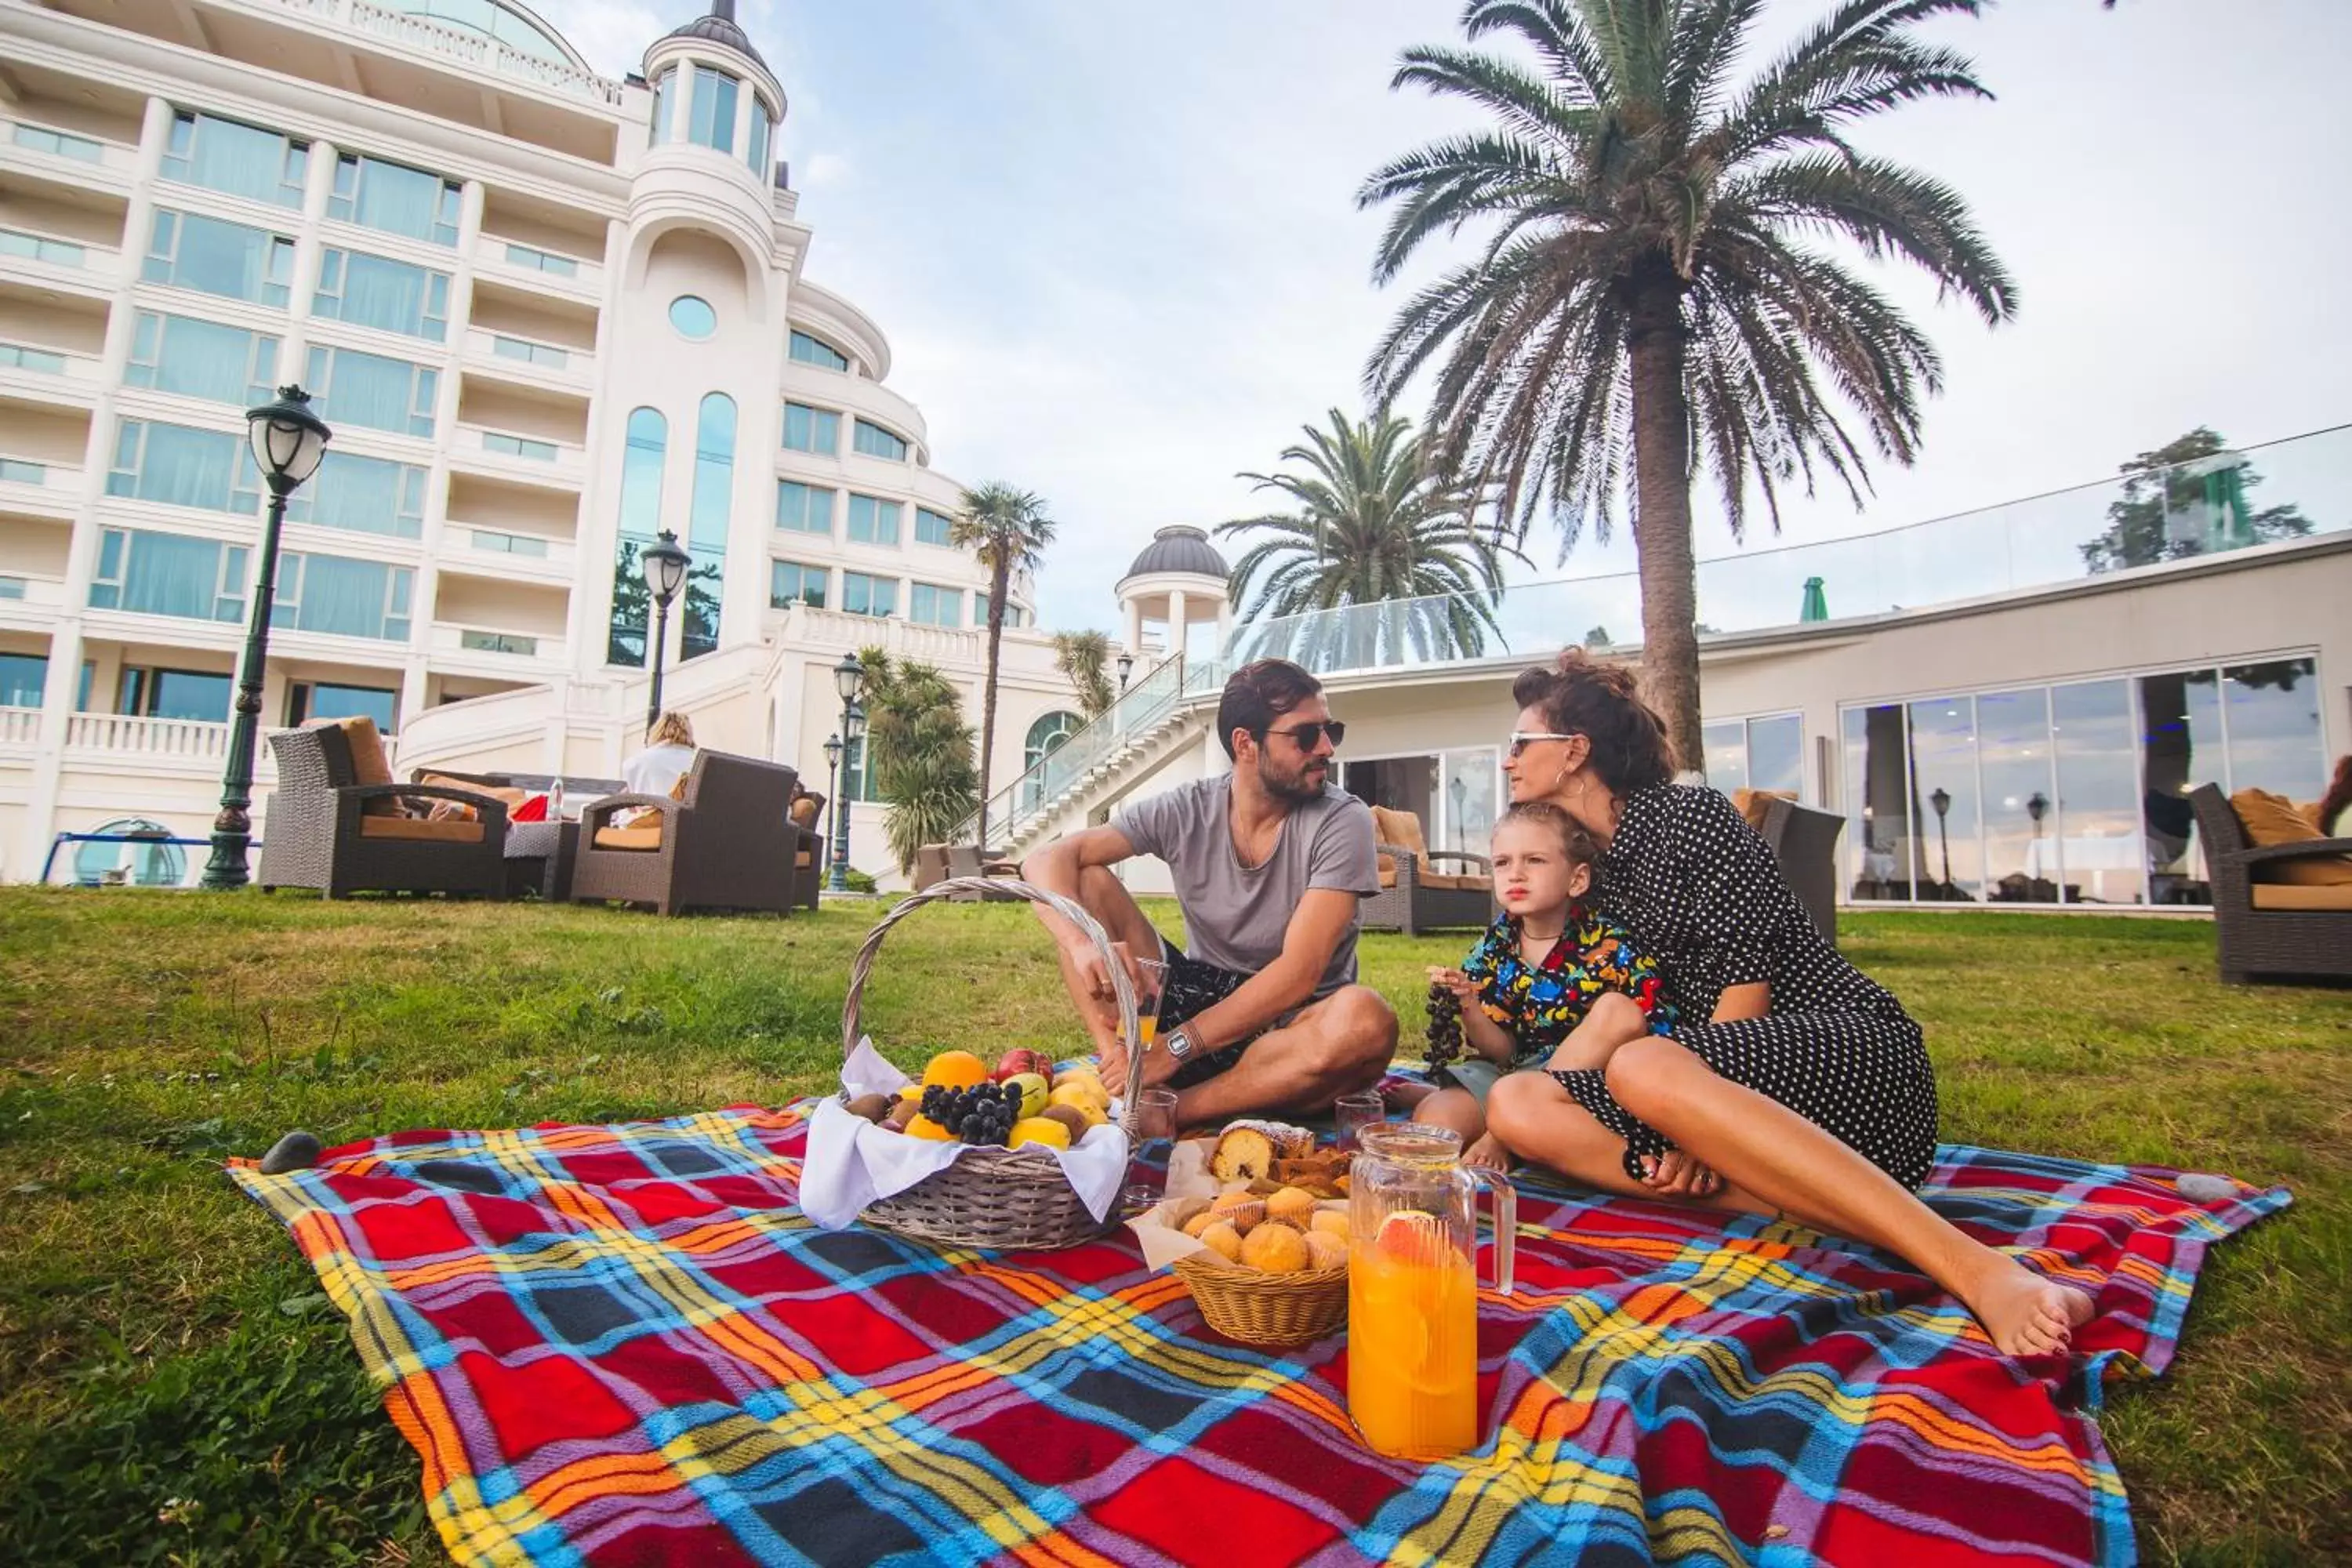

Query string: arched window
71 817 185 887
1025 710 1082 771
681 392 734 660
606 406 665 666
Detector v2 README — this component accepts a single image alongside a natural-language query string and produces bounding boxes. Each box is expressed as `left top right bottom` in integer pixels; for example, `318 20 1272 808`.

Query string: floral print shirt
1457 906 1677 1065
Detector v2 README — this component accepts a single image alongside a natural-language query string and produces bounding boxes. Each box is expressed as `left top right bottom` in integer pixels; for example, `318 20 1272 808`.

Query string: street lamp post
640 528 691 731
822 731 844 894
828 653 865 891
1116 649 1134 693
1929 786 1953 896
201 387 332 891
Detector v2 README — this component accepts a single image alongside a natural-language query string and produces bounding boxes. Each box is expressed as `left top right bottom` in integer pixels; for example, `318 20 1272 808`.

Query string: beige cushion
797 848 814 869
419 772 528 809
314 715 398 815
670 771 691 802
1730 788 1793 832
1369 805 1428 859
594 825 664 851
2249 883 2352 912
789 796 821 829
2230 788 2352 886
358 815 484 844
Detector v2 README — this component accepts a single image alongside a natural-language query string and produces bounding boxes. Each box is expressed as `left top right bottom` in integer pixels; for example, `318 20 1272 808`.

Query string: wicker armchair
788 789 825 910
568 751 800 916
1753 795 1846 945
2190 784 2352 983
944 843 1023 902
1360 805 1494 935
258 723 509 898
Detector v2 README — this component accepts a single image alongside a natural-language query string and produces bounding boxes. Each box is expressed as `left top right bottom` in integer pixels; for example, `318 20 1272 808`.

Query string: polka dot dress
1551 785 1940 1190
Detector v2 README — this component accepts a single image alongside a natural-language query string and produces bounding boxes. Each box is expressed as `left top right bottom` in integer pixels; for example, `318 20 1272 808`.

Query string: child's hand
1425 967 1481 1005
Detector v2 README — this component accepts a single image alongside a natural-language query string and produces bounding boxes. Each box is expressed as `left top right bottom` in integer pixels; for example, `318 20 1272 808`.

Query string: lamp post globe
828 659 866 892
1928 786 1954 895
1116 649 1134 691
640 528 691 731
200 387 332 891
833 652 865 704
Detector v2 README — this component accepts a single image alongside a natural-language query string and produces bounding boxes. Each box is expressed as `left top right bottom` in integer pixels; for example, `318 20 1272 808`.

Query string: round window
669 296 717 339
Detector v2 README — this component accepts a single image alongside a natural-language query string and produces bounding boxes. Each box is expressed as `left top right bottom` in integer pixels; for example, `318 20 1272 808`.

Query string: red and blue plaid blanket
230 1104 2285 1566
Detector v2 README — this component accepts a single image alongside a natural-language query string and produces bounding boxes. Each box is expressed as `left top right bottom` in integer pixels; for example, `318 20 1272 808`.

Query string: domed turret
660 0 770 75
1116 525 1231 665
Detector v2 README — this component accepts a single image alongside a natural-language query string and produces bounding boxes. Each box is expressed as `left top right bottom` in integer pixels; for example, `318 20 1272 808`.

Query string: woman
1483 652 2093 1357
622 711 697 801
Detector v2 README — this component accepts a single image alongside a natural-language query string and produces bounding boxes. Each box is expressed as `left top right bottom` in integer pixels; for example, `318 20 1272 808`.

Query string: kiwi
1040 1105 1091 1141
844 1093 893 1123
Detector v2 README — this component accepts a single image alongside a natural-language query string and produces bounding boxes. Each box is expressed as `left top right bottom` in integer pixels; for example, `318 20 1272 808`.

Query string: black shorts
1153 938 1308 1090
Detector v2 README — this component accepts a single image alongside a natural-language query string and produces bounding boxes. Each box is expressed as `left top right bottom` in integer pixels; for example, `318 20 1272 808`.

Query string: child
1416 801 1675 1170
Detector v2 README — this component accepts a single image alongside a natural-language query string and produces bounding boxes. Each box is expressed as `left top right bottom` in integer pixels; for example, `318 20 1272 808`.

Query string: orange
904 1115 954 1142
921 1051 989 1089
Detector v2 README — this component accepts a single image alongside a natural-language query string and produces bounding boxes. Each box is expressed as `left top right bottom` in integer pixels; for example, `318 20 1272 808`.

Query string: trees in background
951 484 1057 848
2079 428 2310 574
858 646 979 875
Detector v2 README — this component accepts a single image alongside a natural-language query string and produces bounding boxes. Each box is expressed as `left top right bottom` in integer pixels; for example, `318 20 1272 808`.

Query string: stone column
1124 594 1144 655
1167 589 1188 663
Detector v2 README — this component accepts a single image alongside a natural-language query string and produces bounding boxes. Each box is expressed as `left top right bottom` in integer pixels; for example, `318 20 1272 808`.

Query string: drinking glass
1122 1087 1181 1218
1128 955 1168 1058
1333 1088 1385 1152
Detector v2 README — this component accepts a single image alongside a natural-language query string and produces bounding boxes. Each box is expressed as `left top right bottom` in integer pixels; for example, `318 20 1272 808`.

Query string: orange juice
1136 1014 1158 1049
1348 1214 1478 1458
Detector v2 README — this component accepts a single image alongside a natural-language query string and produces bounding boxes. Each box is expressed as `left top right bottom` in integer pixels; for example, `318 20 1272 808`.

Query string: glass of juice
1129 956 1167 1056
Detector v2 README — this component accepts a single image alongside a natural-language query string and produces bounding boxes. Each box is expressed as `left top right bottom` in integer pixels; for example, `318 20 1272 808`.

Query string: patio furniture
912 844 953 891
944 843 1022 902
788 789 824 910
1737 791 1846 944
502 819 581 902
258 720 508 898
568 750 800 916
2189 784 2352 983
1361 804 1493 935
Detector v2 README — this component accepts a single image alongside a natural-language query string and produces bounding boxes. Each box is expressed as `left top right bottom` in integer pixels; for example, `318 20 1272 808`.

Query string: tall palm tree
1219 407 1522 669
949 483 1056 847
1361 0 2015 770
1052 630 1118 719
858 647 980 875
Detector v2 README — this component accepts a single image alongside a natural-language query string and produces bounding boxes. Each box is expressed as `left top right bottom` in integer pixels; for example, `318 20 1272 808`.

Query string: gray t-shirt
1112 775 1381 997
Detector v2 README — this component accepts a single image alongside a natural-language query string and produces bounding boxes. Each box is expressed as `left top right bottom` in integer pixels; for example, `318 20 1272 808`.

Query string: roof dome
661 0 769 74
1123 525 1228 582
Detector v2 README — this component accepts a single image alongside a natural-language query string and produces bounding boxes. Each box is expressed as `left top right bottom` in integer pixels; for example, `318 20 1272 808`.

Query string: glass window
162 110 307 207
2050 679 2143 906
846 494 900 546
328 153 462 245
285 451 427 538
137 668 233 720
770 560 826 610
841 572 896 618
853 419 909 461
1908 695 1981 903
607 406 665 666
459 630 538 655
88 528 248 623
789 330 850 372
1700 719 1746 794
470 528 547 557
688 65 739 154
2221 658 2325 801
0 459 46 486
1439 746 1499 855
2137 670 2220 904
746 103 771 176
305 345 438 437
1842 703 1911 902
975 593 1026 629
312 249 450 340
1025 710 1082 772
914 506 955 546
0 227 85 267
288 681 396 733
125 312 278 405
492 335 566 367
105 421 262 514
669 296 716 339
142 210 296 306
0 652 46 706
0 343 67 374
12 124 104 162
0 576 24 598
483 432 558 461
782 401 839 455
650 69 674 144
775 481 833 535
1748 714 1803 795
908 583 962 626
681 392 735 660
270 551 413 641
1976 688 2058 904
503 241 577 277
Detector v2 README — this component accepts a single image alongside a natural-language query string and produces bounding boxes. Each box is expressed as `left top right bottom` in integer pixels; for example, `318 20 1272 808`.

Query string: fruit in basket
905 1115 954 1142
1051 1065 1103 1093
994 1049 1051 1083
1241 1223 1311 1274
880 1114 908 1134
1302 1231 1348 1271
1004 1073 1049 1120
844 1094 894 1123
1198 1220 1244 1262
1009 1116 1071 1151
922 1051 990 1089
895 1083 925 1113
1040 1105 1093 1142
1050 1080 1109 1118
922 1081 1025 1145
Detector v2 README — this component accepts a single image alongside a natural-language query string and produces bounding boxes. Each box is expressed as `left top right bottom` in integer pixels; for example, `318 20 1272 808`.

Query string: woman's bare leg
1602 1036 2094 1357
1485 1072 1771 1213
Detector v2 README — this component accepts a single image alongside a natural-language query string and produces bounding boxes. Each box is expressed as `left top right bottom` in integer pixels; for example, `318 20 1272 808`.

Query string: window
789 330 850 372
12 124 103 162
975 593 1026 628
681 392 735 661
688 65 739 154
286 681 395 733
0 576 24 601
313 249 450 340
328 153 461 245
162 110 307 207
0 652 45 706
285 451 427 538
107 421 262 514
650 69 675 144
747 103 771 176
607 407 665 666
0 343 67 374
770 560 827 610
846 494 900 546
669 296 716 339
782 401 839 455
125 313 278 405
120 667 232 721
840 572 896 618
0 459 45 486
459 630 537 655
1700 713 1802 797
503 241 578 278
492 335 566 367
483 432 558 461
470 529 548 557
1025 710 1082 771
0 228 85 267
775 481 833 535
853 419 909 462
306 346 438 437
908 583 961 627
270 551 413 641
143 210 296 306
89 528 249 623
915 506 955 546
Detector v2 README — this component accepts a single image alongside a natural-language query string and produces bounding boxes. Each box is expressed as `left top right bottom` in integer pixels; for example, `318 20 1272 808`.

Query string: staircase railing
964 651 1220 847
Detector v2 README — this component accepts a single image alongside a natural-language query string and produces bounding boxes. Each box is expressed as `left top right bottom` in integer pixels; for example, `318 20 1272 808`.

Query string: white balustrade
65 713 231 760
0 706 42 746
252 0 624 105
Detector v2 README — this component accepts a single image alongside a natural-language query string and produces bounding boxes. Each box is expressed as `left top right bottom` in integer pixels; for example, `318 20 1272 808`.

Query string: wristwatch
1163 1022 1198 1062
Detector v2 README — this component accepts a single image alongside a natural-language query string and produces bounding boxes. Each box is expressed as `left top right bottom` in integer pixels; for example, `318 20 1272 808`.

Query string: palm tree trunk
1625 271 1704 776
976 556 1008 848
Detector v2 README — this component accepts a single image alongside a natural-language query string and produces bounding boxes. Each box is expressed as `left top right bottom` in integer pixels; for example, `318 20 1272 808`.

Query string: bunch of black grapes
921 1081 1023 1146
1424 981 1465 1073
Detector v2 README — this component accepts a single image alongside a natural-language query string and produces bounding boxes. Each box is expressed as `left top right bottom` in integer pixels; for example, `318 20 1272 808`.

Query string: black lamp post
828 653 865 891
1116 649 1134 692
822 731 844 895
2027 789 2049 836
1929 785 1953 895
200 386 331 891
640 528 691 731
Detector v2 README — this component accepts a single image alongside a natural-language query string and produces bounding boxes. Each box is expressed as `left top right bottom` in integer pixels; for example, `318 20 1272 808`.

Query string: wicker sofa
1360 804 1494 935
1733 790 1846 945
567 750 802 916
258 720 509 898
2189 784 2352 983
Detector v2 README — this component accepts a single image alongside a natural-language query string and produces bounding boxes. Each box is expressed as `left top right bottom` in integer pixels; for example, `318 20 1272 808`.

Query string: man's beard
1261 756 1327 804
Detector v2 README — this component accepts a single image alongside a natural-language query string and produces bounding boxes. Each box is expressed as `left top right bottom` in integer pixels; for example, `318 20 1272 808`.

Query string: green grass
0 891 2344 1565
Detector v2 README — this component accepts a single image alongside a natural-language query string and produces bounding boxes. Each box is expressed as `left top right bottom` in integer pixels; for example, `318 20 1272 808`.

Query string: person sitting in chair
1022 659 1397 1128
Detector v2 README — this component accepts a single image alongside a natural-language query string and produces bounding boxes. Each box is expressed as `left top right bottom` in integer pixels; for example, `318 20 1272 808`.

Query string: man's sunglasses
1265 720 1346 751
1507 730 1581 758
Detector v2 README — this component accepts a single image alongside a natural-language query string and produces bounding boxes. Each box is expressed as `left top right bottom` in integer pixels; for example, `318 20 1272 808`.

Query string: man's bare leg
1046 864 1167 1066
1172 985 1396 1129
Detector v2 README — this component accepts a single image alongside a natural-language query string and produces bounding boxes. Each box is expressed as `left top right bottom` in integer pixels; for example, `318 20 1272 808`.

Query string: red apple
994 1048 1049 1083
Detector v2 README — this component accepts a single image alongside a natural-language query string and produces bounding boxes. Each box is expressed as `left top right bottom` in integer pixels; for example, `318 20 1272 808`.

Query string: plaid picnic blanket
230 1104 2286 1567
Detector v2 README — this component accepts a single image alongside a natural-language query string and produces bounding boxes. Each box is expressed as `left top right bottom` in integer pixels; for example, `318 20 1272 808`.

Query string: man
1022 658 1397 1127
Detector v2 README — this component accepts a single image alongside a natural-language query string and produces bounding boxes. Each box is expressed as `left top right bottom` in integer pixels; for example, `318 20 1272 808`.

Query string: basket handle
839 876 1145 1133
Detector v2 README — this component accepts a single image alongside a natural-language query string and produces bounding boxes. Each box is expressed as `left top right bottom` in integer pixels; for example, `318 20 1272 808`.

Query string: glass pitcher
1346 1123 1515 1460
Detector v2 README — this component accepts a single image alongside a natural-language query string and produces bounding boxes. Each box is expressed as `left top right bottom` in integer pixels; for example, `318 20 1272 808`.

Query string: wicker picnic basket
840 876 1145 1251
1165 1196 1351 1348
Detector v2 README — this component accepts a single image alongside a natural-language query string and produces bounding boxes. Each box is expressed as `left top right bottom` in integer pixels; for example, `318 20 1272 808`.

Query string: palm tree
1052 630 1118 719
1218 407 1522 670
949 483 1056 847
858 647 980 875
1361 0 2015 771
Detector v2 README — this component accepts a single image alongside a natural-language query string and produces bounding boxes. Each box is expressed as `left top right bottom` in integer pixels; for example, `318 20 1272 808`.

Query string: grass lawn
0 890 2345 1565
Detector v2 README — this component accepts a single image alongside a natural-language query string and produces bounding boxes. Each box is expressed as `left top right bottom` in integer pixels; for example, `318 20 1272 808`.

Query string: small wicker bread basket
840 876 1144 1251
1165 1196 1350 1348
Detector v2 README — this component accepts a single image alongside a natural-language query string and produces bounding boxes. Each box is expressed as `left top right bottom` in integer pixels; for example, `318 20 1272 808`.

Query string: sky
561 0 2352 635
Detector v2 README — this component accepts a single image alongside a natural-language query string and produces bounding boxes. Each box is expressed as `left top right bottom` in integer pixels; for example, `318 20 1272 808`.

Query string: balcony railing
1227 423 2352 679
2 116 140 180
0 706 42 746
453 423 584 481
65 713 230 761
257 0 624 106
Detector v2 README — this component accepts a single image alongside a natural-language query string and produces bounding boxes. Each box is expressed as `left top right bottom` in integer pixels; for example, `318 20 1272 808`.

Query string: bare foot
1464 1133 1512 1174
1959 1255 2096 1357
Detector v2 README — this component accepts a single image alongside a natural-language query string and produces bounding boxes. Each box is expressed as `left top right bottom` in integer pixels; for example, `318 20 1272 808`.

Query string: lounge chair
2190 783 2352 983
568 751 800 916
258 719 508 898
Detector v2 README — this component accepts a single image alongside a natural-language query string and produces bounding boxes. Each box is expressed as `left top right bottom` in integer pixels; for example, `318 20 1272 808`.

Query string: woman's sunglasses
1265 720 1346 751
1507 731 1580 758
